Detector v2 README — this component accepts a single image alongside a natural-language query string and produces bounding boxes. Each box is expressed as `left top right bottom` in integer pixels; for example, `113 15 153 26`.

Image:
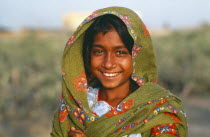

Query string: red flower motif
164 112 176 117
73 72 88 92
59 106 68 122
126 124 130 130
152 98 168 110
142 23 150 36
174 117 181 123
135 122 139 126
151 124 179 136
69 95 74 99
106 113 112 117
91 111 99 117
117 128 122 132
106 99 134 117
154 78 158 83
122 99 134 110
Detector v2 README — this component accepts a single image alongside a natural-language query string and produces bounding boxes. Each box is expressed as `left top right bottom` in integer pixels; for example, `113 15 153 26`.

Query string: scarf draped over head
51 6 187 137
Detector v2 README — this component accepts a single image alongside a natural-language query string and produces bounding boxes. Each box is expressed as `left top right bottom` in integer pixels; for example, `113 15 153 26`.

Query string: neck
100 83 131 107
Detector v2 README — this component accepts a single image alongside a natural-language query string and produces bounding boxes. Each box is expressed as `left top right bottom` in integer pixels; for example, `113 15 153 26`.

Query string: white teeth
103 73 119 77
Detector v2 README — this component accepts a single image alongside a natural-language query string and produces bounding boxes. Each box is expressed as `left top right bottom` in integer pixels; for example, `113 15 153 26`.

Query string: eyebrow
92 44 127 49
92 44 103 48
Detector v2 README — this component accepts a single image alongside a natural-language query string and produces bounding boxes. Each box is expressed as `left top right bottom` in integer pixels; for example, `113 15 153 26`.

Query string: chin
101 82 123 90
101 83 117 89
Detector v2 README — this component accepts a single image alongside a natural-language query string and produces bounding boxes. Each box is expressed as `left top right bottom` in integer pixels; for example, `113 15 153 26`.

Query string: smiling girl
51 7 187 137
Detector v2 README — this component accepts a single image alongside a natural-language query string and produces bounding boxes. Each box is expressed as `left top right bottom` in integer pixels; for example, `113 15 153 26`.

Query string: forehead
93 29 126 48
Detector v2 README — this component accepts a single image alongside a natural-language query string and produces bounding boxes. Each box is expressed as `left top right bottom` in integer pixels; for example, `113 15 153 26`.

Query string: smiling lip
100 71 121 79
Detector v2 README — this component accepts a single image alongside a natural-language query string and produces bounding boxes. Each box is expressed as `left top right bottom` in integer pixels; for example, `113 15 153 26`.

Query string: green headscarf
51 6 187 137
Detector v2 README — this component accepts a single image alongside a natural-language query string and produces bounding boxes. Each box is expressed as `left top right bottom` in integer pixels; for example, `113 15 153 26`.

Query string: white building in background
63 10 143 31
63 12 91 30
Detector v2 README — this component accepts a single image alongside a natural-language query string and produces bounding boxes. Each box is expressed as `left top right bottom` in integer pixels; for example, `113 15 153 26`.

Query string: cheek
90 56 101 71
120 58 133 74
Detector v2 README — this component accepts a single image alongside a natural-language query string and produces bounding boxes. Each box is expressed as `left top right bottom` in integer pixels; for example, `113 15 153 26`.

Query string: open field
1 25 210 136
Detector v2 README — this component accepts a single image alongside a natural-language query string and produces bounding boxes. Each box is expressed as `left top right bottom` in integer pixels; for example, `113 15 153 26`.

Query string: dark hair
83 14 134 86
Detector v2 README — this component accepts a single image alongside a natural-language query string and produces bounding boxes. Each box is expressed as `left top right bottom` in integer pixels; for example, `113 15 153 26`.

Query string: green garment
51 6 188 137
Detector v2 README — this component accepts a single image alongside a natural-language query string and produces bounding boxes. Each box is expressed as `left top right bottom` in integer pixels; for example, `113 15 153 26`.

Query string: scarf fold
51 6 187 137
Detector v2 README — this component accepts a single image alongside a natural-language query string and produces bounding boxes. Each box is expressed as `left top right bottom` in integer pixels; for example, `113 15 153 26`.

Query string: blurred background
0 0 210 136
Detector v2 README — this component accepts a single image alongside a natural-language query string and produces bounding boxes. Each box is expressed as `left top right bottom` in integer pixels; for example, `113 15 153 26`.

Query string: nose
101 53 116 69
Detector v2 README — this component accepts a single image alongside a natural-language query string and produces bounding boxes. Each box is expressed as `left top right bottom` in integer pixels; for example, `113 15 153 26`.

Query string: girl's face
90 29 133 90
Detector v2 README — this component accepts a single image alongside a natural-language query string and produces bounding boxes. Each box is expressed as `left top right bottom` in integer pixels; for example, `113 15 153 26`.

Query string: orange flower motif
86 16 92 21
73 72 88 92
66 35 75 46
92 13 98 17
147 101 152 104
132 45 142 58
61 71 66 76
132 76 144 86
73 107 86 125
143 118 149 123
173 109 178 114
79 118 84 124
76 100 83 109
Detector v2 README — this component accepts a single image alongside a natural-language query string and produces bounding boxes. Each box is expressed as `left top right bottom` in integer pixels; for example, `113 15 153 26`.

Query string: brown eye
92 49 104 55
116 50 128 55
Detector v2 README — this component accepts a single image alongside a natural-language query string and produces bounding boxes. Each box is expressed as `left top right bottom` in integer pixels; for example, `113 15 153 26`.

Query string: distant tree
153 25 210 97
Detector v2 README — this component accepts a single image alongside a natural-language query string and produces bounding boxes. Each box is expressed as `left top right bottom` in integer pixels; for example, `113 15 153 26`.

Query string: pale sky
0 0 210 30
